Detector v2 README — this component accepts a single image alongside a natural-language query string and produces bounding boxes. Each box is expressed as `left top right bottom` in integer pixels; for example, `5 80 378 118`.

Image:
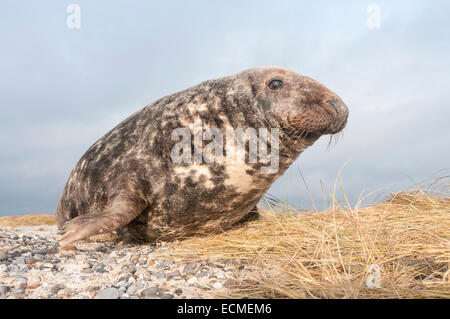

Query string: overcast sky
0 1 449 216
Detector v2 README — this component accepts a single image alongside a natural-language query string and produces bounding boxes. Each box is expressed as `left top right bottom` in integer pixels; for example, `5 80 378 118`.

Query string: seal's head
240 67 348 146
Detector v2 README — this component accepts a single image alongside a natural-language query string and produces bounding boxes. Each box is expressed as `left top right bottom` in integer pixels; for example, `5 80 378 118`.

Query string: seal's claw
57 197 146 247
58 215 100 247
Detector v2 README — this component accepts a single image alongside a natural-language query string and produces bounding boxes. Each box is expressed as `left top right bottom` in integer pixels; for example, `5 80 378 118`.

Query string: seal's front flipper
58 195 147 248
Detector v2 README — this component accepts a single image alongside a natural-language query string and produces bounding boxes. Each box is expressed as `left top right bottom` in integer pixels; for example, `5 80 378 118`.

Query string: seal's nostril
325 98 349 133
326 98 348 118
326 99 340 112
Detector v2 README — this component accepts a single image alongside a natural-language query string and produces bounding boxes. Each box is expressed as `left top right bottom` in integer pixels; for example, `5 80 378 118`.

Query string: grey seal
56 66 348 247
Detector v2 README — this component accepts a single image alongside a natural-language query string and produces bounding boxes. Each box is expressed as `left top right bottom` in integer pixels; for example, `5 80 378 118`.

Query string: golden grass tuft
171 187 450 299
0 214 56 227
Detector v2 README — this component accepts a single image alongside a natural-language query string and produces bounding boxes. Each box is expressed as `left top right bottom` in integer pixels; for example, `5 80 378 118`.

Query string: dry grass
171 185 450 299
0 214 55 227
1 180 449 299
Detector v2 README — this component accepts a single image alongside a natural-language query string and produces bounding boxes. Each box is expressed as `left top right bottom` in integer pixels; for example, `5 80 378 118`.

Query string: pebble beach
0 226 257 299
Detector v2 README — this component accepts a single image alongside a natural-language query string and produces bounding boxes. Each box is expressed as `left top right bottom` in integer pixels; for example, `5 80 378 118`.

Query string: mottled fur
56 67 348 247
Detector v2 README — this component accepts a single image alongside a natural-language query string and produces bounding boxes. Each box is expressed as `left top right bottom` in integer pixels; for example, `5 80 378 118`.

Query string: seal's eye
267 79 284 91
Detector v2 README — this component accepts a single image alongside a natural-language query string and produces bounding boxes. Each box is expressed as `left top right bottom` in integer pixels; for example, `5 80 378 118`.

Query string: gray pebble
18 282 28 290
95 287 120 299
198 270 209 278
81 269 94 274
18 264 29 272
152 271 166 279
140 286 160 298
0 264 9 273
157 260 174 268
40 263 54 269
183 262 197 274
8 274 28 282
0 285 9 295
114 280 128 288
50 284 65 294
126 284 138 295
0 254 7 261
128 265 137 274
11 288 25 294
31 249 46 255
167 270 181 280
174 288 183 295
102 258 116 266
8 265 20 272
93 264 106 272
